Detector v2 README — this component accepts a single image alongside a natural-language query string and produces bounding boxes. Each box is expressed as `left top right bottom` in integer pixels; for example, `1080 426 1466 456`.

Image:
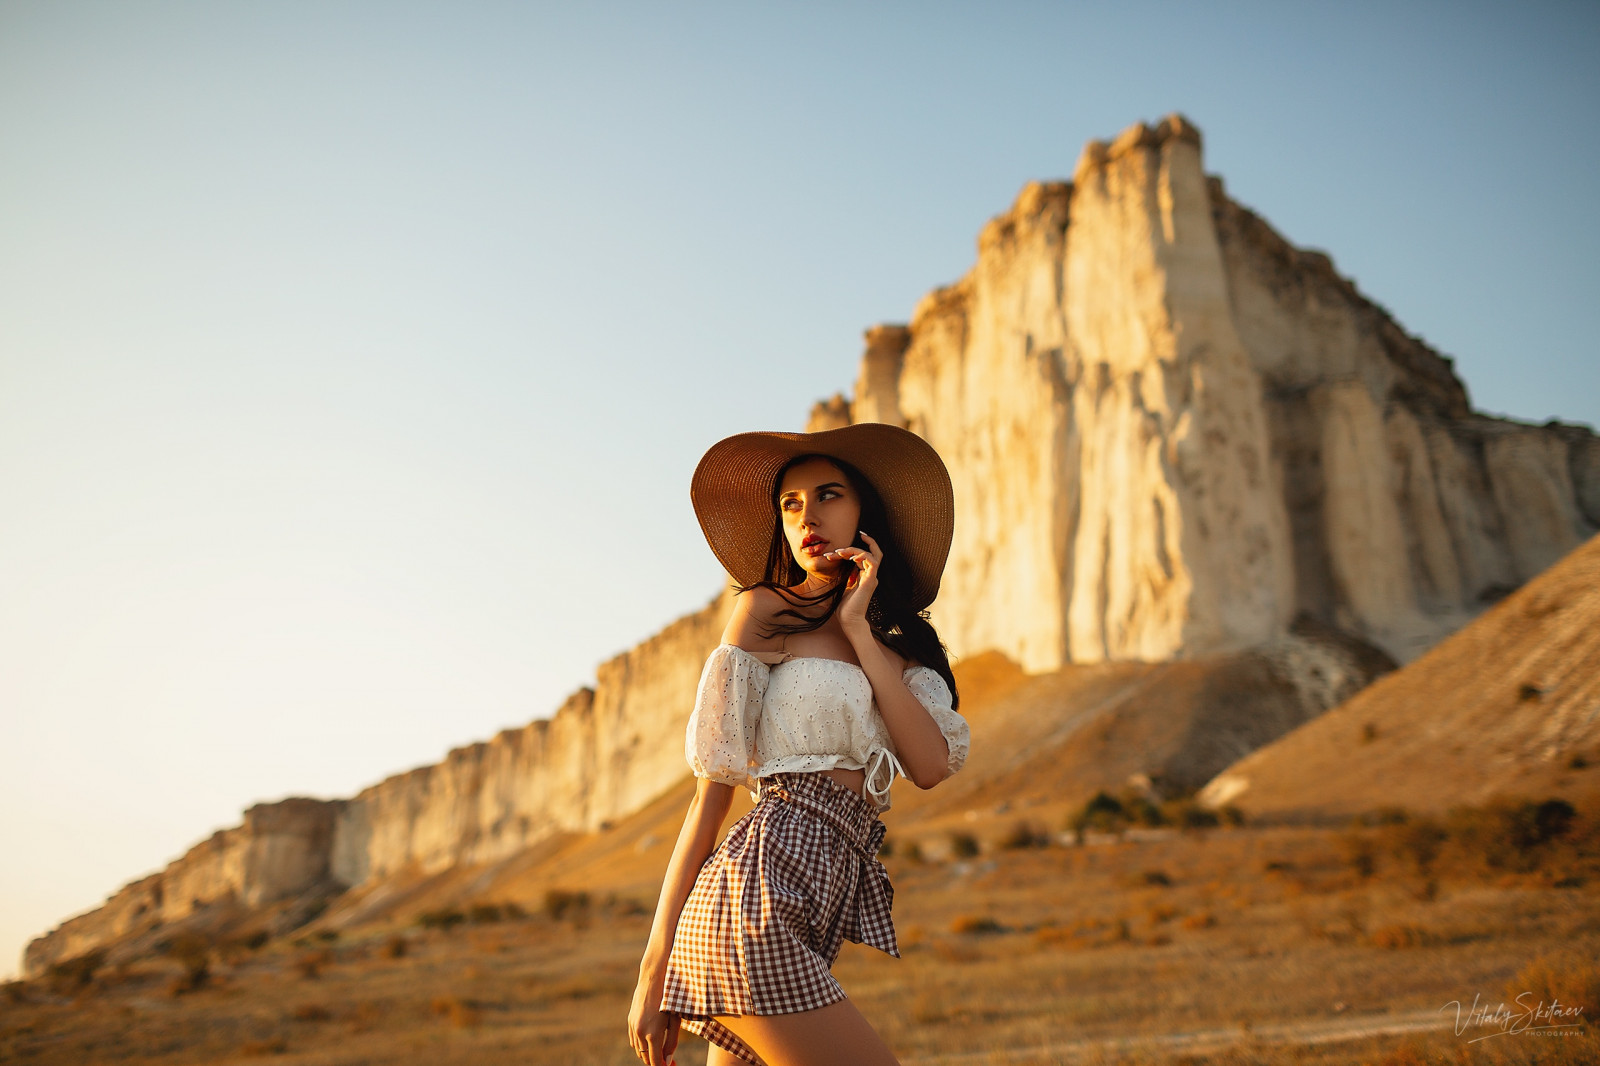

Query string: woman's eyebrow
780 480 847 499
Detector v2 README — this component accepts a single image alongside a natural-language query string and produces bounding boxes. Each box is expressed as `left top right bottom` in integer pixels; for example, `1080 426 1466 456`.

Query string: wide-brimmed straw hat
691 422 955 612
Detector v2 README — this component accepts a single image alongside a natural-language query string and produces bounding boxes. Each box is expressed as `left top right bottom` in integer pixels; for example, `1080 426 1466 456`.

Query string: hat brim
691 423 954 612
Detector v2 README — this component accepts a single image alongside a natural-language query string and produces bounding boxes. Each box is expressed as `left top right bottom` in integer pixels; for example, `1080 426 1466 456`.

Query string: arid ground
8 791 1599 1066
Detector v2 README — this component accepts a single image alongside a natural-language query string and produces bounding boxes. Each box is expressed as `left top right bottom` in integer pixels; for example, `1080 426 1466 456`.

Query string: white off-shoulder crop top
684 642 970 812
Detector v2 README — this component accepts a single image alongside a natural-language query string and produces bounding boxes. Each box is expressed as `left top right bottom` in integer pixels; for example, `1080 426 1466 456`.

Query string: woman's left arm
850 634 953 788
835 530 953 789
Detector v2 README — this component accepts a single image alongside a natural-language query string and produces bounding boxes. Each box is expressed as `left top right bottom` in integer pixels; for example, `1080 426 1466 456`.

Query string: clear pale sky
3 1 1596 979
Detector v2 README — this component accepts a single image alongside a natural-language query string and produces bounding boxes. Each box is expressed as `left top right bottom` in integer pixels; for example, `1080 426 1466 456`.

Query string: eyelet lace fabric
684 642 970 812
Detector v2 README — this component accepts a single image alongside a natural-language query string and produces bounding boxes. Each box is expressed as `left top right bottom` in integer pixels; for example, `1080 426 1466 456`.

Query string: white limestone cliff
816 114 1598 669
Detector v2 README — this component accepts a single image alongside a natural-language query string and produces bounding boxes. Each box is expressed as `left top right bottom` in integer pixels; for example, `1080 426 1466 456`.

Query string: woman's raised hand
826 530 882 632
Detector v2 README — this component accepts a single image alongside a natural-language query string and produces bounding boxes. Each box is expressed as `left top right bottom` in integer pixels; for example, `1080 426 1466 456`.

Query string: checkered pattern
660 771 899 1065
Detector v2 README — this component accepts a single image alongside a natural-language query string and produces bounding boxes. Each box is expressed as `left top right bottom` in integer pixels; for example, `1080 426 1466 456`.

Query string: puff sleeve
903 665 970 777
684 644 769 788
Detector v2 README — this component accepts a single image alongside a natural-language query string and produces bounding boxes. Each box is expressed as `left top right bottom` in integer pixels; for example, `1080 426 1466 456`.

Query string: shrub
468 903 504 924
1141 869 1172 886
1124 793 1166 827
543 889 591 921
1166 799 1219 832
999 820 1049 849
164 933 211 995
947 831 980 859
416 908 466 932
218 928 271 963
950 914 1003 935
1071 791 1126 836
903 840 925 863
1509 950 1600 1017
45 948 107 995
382 934 408 959
1338 830 1378 879
291 1003 332 1022
1447 797 1577 873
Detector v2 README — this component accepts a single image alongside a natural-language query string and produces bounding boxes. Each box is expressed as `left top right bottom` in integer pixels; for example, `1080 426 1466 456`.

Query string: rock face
812 115 1598 670
26 114 1598 977
23 798 342 976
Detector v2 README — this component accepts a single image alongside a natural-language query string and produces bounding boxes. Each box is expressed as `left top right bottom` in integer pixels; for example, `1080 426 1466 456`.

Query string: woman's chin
796 558 841 580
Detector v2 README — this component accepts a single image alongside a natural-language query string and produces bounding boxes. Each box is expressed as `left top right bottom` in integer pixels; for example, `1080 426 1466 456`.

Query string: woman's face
777 457 862 582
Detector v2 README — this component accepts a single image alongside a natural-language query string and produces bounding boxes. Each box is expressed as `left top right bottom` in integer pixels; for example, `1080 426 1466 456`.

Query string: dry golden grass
4 810 1597 1066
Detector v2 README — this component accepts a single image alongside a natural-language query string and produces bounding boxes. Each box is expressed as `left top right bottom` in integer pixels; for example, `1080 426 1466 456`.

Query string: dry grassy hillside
7 788 1598 1064
1201 534 1600 823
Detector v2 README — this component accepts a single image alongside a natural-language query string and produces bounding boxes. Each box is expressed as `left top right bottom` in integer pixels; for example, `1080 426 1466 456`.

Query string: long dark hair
733 453 960 710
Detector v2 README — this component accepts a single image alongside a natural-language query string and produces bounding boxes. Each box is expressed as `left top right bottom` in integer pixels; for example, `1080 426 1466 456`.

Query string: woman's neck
789 572 842 601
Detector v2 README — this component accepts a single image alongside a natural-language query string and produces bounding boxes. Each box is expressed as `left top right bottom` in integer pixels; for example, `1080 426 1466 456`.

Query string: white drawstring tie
863 746 904 811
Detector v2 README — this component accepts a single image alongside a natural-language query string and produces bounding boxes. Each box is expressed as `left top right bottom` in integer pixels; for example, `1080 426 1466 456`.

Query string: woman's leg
706 1043 768 1066
713 999 900 1066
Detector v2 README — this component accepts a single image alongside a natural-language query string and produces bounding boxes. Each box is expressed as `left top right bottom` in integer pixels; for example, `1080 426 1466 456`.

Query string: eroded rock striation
25 114 1597 977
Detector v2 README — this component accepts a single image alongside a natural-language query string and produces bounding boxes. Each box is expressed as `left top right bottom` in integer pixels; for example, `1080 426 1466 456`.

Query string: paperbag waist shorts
659 771 899 1064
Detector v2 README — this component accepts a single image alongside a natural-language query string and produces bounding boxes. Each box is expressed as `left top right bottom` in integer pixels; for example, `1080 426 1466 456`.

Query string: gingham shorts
659 771 899 1065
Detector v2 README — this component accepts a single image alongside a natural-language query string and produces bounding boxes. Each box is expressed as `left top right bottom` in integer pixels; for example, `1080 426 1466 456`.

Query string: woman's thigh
706 1044 766 1066
713 999 900 1066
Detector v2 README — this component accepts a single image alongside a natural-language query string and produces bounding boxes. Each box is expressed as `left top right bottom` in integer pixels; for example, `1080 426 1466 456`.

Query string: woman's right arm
627 776 734 1066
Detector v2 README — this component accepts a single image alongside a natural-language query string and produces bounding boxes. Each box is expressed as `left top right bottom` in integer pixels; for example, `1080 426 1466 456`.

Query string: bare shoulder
719 586 785 650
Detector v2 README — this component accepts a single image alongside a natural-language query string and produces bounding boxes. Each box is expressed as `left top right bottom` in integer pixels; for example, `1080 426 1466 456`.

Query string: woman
627 423 971 1066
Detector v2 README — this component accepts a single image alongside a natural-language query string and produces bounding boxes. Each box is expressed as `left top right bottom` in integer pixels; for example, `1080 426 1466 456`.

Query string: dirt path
905 1007 1454 1064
